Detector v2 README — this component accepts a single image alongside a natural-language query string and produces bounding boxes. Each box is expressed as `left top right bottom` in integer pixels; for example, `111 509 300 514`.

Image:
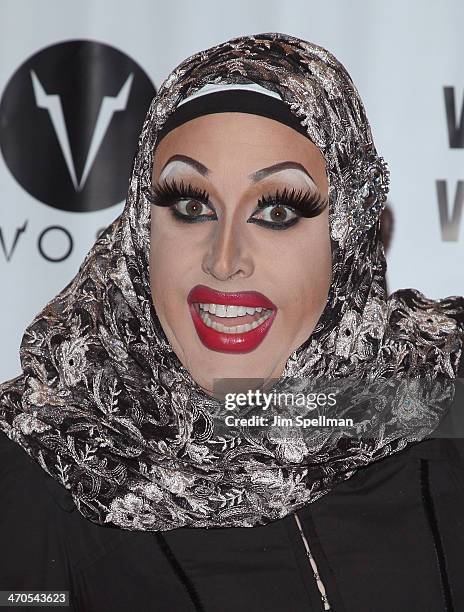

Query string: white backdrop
0 0 463 382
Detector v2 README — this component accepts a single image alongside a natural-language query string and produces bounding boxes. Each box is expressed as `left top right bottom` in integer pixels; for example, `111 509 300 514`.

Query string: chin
171 320 286 388
186 351 280 394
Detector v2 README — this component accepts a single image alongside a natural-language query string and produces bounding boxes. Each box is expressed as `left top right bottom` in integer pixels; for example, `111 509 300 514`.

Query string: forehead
153 112 327 182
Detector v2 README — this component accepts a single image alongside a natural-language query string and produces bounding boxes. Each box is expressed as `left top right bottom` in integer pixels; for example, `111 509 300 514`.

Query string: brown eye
185 200 202 216
269 205 288 222
173 199 213 218
254 204 297 225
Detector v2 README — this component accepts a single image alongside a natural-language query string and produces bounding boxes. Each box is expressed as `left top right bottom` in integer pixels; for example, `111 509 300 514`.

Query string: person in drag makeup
0 32 463 612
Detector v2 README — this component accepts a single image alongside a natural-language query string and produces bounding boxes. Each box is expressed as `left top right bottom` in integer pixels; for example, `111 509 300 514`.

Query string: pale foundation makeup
149 112 332 398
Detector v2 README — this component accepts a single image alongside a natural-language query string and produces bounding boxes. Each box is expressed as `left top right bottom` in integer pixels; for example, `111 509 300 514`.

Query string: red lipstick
187 284 277 354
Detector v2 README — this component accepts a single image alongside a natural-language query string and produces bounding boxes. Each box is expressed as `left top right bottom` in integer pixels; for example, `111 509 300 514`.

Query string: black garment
1 373 463 611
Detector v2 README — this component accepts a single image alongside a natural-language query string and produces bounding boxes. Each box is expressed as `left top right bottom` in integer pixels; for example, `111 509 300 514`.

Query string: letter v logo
31 71 134 192
444 86 464 149
0 40 156 212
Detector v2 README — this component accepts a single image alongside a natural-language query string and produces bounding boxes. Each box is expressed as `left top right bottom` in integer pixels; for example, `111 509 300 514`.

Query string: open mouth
187 285 277 354
194 302 274 333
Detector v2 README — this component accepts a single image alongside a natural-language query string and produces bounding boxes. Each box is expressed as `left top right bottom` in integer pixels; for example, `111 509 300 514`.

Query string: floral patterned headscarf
1 32 463 530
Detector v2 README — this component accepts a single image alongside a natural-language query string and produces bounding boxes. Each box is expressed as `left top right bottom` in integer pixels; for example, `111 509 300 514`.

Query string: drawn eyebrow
249 161 316 184
159 154 209 177
158 156 317 190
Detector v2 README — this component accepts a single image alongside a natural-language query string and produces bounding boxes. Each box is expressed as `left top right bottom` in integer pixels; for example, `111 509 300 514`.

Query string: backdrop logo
438 86 463 241
444 86 464 148
0 40 156 212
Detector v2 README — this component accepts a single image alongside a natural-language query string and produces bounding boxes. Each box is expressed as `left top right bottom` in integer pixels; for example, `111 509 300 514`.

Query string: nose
201 219 254 282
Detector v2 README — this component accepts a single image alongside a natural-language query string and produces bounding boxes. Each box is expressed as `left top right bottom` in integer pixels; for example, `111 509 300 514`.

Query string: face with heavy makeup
149 112 331 398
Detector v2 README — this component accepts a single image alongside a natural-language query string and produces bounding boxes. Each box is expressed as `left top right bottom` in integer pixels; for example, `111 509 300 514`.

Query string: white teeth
215 304 227 317
197 303 270 317
198 309 273 333
225 305 238 317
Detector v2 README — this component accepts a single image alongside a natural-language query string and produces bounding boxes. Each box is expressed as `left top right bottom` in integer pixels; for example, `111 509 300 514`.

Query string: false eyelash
146 178 210 207
146 178 327 228
256 186 328 219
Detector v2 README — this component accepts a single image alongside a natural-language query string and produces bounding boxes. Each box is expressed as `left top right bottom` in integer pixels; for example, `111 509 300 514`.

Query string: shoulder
451 347 464 463
0 430 131 585
0 374 76 514
0 430 69 589
0 428 37 484
0 430 65 526
0 430 106 596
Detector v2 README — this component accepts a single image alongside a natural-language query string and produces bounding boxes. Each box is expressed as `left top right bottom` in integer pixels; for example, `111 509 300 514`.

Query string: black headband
155 89 310 146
